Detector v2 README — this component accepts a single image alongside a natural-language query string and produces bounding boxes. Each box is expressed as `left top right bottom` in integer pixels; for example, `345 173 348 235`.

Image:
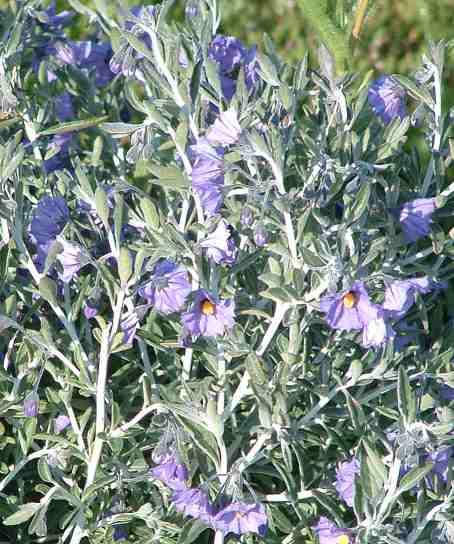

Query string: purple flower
24 395 39 417
398 198 436 243
56 239 89 283
200 220 237 265
383 276 438 319
113 527 128 541
139 260 191 314
312 517 350 544
320 281 379 331
206 109 241 146
253 225 268 247
120 311 139 345
30 196 69 247
427 448 452 482
55 92 74 122
44 132 73 173
440 384 454 401
213 502 267 537
208 36 246 75
335 458 360 507
368 75 406 124
241 207 253 226
37 2 74 28
55 415 71 433
191 140 225 217
84 302 99 319
151 453 188 490
52 41 113 86
181 290 235 338
171 487 215 523
362 314 395 348
208 35 259 100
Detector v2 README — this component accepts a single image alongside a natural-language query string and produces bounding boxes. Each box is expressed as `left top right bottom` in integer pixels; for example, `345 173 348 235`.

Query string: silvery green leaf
39 116 109 136
3 503 41 525
256 50 280 87
147 164 189 191
398 366 416 426
101 122 143 138
396 463 434 495
392 75 435 110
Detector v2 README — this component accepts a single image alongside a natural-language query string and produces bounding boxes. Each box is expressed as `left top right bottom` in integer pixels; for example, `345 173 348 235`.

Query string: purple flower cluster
190 110 241 218
120 258 236 345
208 35 259 101
151 452 267 536
320 276 442 349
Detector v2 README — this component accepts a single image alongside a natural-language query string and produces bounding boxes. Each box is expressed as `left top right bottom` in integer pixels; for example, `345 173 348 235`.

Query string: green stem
297 0 350 73
352 0 369 39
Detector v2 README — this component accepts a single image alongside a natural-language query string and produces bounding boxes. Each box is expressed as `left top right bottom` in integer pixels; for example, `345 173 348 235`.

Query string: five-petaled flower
398 198 437 243
171 487 215 523
190 139 225 217
139 259 191 314
312 517 351 544
320 281 379 331
200 220 237 266
151 453 188 491
335 458 360 507
181 289 235 338
213 502 267 537
368 75 406 124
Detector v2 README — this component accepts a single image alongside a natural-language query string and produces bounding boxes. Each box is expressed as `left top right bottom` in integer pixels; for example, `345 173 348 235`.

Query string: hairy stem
297 0 350 73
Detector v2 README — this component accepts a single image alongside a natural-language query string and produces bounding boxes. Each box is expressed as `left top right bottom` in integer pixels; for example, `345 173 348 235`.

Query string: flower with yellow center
337 535 349 544
201 299 216 316
342 291 357 309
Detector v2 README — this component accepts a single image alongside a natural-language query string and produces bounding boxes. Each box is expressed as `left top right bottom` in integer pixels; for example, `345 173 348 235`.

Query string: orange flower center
235 511 245 519
201 299 216 315
337 535 349 544
342 291 357 309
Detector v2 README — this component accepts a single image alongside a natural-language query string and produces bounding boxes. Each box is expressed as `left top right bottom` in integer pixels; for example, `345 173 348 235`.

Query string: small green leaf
118 248 133 286
39 278 58 306
178 519 209 544
397 463 434 495
3 503 41 525
140 198 160 229
39 116 109 136
147 165 188 191
398 366 416 425
95 186 110 229
392 75 435 109
348 182 371 223
256 51 280 86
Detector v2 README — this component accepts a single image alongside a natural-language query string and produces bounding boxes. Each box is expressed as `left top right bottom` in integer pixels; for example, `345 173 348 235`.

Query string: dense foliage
0 2 454 544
